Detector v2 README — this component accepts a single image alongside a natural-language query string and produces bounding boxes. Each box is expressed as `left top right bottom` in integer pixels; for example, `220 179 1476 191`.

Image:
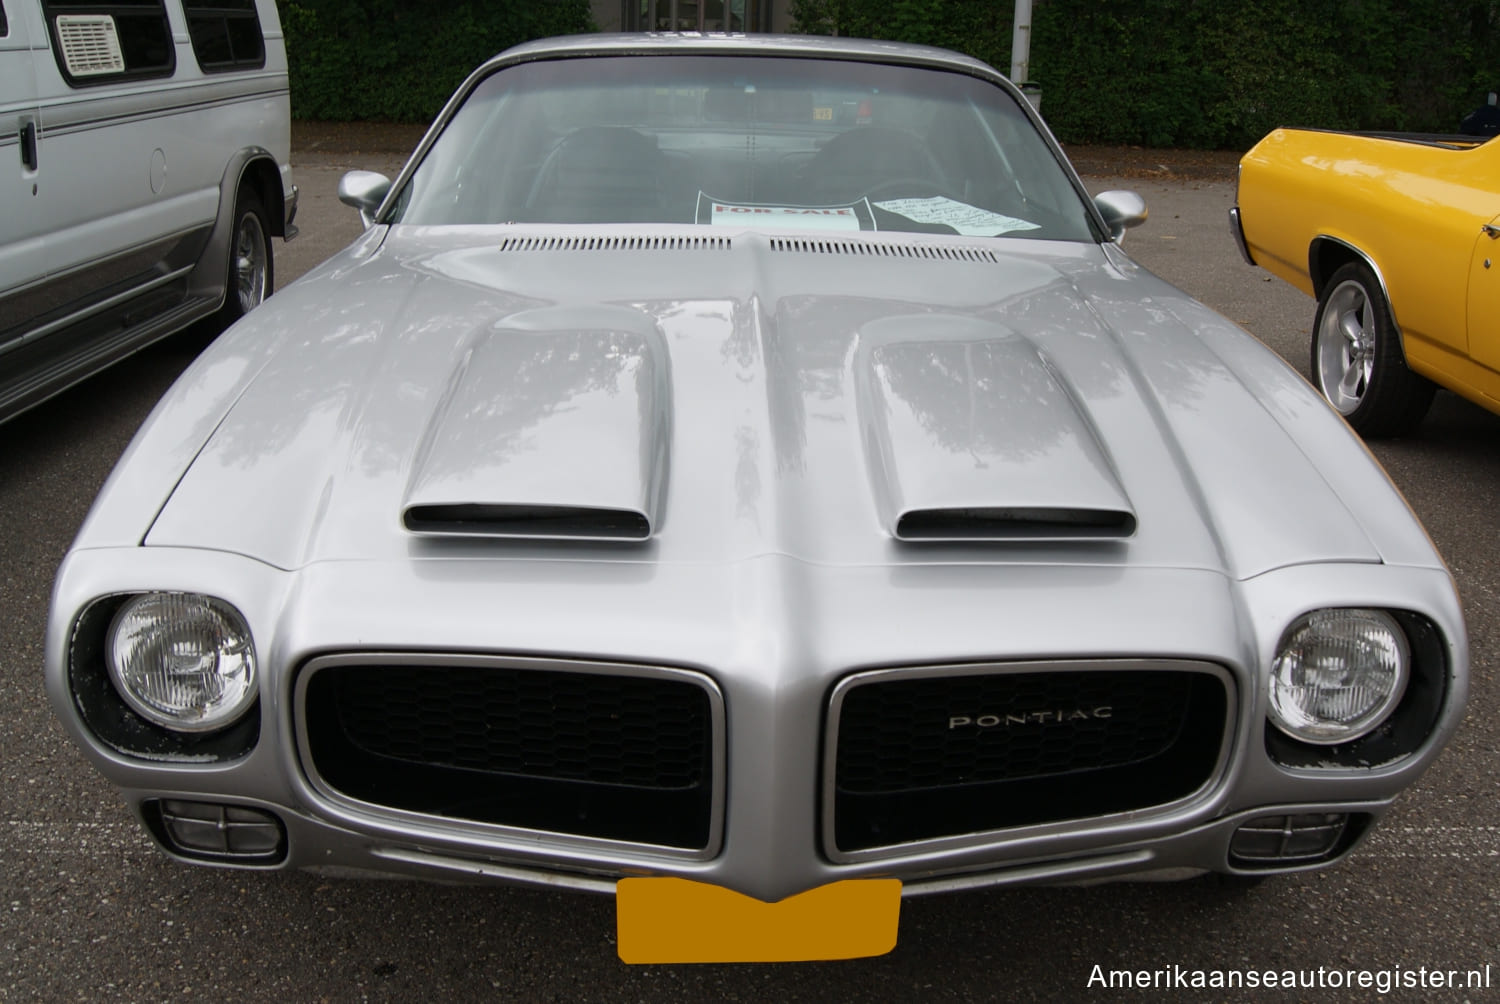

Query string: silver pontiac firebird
46 33 1467 960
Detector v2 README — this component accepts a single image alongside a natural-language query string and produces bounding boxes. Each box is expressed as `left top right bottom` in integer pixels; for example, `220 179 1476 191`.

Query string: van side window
0 2 9 38
41 0 174 85
184 0 264 72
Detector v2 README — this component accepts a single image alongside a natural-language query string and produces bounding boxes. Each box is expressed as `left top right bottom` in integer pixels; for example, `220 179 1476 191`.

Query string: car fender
1307 233 1414 365
186 148 289 307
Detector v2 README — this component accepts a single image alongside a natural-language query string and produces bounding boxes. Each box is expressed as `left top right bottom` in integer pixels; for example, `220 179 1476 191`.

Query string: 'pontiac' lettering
948 706 1113 729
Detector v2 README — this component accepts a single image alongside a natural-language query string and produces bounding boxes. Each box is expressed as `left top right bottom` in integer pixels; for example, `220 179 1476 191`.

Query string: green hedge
276 0 594 121
277 0 1498 147
791 0 1498 149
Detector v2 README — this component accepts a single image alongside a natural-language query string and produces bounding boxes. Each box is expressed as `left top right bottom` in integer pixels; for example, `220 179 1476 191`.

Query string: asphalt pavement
1 142 1496 1001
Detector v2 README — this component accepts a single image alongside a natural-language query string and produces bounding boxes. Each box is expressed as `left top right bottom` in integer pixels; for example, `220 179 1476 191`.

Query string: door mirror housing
1094 190 1148 242
338 171 392 229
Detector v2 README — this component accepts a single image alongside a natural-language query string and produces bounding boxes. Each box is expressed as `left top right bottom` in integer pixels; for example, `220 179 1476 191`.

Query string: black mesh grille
301 661 714 849
832 668 1228 851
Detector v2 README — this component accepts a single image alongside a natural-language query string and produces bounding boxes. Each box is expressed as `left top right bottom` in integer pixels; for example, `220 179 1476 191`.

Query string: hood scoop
402 307 670 542
403 503 651 540
857 315 1135 544
895 506 1136 541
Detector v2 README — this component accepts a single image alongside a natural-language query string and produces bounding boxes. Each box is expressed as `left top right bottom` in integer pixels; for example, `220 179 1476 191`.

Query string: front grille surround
293 652 725 861
822 659 1237 862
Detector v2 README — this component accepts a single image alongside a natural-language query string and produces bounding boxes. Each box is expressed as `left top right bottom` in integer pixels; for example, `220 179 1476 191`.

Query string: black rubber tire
215 187 274 328
1310 261 1434 437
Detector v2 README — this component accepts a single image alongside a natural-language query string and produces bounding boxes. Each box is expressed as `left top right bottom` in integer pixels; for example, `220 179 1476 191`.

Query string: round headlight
106 593 257 732
1269 608 1408 745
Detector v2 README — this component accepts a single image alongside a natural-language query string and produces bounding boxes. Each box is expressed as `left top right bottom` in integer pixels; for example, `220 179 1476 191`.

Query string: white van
0 0 295 422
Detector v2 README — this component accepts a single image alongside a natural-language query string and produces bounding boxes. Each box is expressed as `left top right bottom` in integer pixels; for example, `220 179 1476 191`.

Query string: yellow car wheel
1312 262 1434 437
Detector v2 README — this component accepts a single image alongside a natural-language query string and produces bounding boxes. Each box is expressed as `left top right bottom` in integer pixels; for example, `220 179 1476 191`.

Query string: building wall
590 1 793 33
592 0 622 31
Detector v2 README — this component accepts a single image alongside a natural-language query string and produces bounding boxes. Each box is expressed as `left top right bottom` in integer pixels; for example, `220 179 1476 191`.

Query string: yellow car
1231 128 1500 435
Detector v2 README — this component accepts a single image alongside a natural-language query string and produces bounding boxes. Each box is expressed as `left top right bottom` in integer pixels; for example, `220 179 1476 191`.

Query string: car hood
144 226 1386 578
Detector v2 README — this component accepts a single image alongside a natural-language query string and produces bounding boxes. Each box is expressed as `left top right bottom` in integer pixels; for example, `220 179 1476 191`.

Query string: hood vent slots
770 238 998 263
497 235 732 253
895 507 1137 542
403 503 651 541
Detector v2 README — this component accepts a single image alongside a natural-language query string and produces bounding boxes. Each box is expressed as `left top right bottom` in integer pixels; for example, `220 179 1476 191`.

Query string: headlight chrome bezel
1268 607 1410 746
105 592 258 734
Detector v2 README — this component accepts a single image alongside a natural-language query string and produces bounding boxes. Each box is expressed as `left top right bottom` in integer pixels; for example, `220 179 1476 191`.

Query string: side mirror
1093 190 1148 242
338 171 392 229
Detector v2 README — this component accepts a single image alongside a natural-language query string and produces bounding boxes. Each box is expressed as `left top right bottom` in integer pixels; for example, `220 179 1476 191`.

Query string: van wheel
218 188 273 325
1311 262 1433 437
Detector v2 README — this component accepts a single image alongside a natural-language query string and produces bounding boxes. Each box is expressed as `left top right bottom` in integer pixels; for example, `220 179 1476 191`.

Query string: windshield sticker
871 197 1040 237
696 193 874 231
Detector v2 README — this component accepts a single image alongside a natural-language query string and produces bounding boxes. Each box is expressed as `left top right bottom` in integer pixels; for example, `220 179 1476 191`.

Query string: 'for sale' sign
696 192 873 231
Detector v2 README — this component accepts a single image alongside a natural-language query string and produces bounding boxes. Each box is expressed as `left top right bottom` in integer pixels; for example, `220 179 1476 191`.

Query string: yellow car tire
1311 262 1435 437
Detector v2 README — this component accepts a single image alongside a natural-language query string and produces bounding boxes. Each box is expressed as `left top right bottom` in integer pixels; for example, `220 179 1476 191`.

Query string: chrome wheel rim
233 212 268 314
1316 279 1376 415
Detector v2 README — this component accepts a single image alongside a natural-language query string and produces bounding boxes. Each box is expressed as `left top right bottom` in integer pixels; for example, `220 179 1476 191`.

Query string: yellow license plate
813 106 834 121
616 877 901 964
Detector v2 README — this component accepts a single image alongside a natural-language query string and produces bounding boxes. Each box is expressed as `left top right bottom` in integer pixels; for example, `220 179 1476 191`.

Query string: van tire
217 187 274 326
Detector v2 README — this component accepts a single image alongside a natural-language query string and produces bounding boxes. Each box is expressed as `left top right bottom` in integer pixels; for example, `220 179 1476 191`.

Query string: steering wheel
797 126 957 203
523 126 664 215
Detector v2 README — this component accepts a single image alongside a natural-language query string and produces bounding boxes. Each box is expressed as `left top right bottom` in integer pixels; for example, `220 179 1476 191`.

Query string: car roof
485 32 1007 84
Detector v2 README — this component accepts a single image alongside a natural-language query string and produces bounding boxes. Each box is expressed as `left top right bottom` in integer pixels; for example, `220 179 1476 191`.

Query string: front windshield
392 54 1095 241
